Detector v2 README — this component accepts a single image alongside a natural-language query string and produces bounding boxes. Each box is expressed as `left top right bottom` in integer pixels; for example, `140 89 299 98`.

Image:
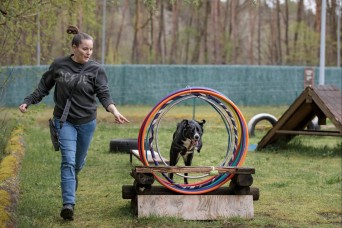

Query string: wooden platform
257 85 342 150
137 195 253 220
123 167 258 220
130 149 169 165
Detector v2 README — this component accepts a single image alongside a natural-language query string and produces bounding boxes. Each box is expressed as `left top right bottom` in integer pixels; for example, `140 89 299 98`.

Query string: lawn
11 104 342 227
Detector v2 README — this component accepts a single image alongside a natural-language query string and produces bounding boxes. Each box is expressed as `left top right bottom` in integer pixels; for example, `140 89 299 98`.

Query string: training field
7 105 342 227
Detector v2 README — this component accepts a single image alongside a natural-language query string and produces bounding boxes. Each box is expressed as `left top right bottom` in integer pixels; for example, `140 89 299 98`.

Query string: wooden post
232 174 254 187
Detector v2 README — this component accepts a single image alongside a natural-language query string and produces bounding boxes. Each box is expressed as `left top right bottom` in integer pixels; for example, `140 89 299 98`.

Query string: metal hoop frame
138 87 249 194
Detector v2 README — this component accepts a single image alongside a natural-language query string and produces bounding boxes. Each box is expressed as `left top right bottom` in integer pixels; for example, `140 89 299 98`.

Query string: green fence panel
1 65 341 107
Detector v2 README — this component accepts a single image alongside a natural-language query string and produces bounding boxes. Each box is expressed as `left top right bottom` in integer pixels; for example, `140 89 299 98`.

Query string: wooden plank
134 166 255 174
275 130 341 136
137 195 254 220
130 149 170 165
312 87 342 131
122 185 260 201
257 87 310 149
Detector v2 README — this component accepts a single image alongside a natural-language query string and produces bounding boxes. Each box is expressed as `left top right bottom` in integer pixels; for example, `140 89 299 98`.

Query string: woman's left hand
114 111 129 124
107 104 130 124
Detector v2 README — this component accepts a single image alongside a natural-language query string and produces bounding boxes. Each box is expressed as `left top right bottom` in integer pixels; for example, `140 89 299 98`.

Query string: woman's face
72 39 93 64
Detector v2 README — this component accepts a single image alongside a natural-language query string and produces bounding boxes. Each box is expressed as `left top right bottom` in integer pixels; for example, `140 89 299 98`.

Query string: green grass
11 105 342 227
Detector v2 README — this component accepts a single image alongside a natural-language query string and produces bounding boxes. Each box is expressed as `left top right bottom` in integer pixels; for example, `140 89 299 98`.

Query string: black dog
169 119 206 184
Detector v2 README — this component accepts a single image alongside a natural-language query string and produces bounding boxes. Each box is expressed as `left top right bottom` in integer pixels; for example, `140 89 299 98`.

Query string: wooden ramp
257 85 342 150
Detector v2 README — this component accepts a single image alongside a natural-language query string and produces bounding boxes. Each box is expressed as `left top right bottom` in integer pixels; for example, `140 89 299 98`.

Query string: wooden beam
134 166 255 174
275 130 341 136
122 185 260 201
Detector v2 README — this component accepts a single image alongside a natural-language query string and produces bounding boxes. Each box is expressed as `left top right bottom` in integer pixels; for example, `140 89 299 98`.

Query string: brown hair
66 25 93 47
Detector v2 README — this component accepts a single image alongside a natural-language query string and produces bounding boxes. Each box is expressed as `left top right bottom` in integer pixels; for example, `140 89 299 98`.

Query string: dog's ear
198 119 206 127
182 119 189 126
177 120 188 132
177 119 187 127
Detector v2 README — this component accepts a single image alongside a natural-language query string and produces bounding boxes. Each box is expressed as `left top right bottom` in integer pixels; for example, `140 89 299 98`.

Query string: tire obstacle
109 138 138 153
247 113 319 137
247 113 278 137
122 87 258 220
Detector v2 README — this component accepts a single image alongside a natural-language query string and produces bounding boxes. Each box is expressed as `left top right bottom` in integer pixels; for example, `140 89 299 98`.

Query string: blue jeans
54 118 96 205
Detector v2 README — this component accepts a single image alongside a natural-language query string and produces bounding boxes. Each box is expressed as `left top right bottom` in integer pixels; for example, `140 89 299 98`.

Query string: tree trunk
191 3 203 64
257 0 261 65
156 0 165 63
169 1 179 63
293 0 304 64
248 3 256 65
284 0 289 63
203 0 210 64
230 0 237 64
315 0 322 33
211 0 219 64
149 8 154 63
94 4 103 61
115 0 129 53
269 7 276 64
327 0 337 66
106 5 115 63
131 0 141 63
276 0 282 64
185 5 194 64
221 0 229 64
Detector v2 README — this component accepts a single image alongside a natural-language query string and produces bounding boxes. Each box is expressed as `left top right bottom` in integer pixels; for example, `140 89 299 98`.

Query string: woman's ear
72 44 77 51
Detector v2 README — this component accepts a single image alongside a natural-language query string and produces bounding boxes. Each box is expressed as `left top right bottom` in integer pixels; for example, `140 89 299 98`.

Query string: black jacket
23 55 114 124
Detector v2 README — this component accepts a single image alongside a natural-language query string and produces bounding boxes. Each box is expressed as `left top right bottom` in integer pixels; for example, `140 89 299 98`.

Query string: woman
19 25 129 220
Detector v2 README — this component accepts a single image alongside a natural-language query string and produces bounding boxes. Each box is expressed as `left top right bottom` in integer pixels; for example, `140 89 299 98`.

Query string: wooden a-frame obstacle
257 85 342 150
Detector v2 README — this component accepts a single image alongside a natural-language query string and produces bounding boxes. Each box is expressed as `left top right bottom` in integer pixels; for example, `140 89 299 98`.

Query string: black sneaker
60 204 74 220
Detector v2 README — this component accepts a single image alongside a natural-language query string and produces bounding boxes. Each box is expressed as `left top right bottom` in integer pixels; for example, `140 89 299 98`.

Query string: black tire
247 113 278 137
109 138 138 153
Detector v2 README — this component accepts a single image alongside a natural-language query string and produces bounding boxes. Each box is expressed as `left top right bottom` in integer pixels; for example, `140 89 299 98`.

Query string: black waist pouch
49 118 60 151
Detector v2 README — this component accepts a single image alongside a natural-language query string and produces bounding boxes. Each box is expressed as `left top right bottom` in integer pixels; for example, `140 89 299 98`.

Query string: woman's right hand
19 104 28 113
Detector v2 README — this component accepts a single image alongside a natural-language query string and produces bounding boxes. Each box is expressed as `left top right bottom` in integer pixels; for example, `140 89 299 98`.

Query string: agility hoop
137 87 249 194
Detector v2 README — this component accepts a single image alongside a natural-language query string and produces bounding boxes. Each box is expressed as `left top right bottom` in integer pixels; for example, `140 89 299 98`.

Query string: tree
0 0 339 66
284 0 290 63
293 0 304 64
276 0 282 64
169 1 180 63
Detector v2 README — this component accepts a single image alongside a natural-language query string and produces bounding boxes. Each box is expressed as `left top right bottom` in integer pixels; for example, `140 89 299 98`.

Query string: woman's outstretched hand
19 104 28 113
107 104 129 124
